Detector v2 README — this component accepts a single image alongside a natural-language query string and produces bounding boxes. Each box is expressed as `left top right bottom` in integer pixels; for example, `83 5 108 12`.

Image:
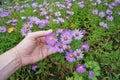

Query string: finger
28 29 52 39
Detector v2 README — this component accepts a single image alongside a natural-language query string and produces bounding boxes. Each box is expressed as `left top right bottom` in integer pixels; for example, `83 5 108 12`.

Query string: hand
14 29 55 66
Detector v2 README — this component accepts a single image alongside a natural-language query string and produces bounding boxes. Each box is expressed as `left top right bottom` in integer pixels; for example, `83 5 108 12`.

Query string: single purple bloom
66 2 72 9
78 1 84 8
99 12 106 18
66 16 70 20
99 22 104 27
76 64 86 74
32 64 38 71
92 9 98 15
0 26 6 33
66 51 76 62
32 3 38 8
115 0 120 4
55 12 61 17
61 30 73 44
73 29 84 40
106 16 114 21
96 0 102 4
81 42 90 51
118 11 120 16
57 17 64 24
23 23 33 29
28 17 40 25
38 20 49 28
81 30 87 35
48 43 57 52
46 33 57 44
21 27 31 36
14 6 20 11
66 10 74 15
73 49 84 60
106 9 113 15
108 4 114 9
56 42 67 53
88 71 94 78
103 23 109 29
0 12 10 18
11 19 18 23
56 28 63 35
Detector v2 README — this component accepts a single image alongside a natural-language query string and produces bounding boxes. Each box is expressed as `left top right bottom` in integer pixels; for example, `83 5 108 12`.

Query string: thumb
28 29 52 38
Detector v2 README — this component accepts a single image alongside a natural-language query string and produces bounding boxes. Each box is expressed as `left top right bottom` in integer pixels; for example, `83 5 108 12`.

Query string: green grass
0 0 120 80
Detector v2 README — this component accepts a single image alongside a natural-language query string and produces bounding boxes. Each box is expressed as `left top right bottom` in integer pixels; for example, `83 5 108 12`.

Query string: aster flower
108 4 114 10
14 6 20 11
56 28 63 35
78 1 84 8
88 70 94 78
96 0 102 4
92 9 98 15
0 26 6 33
66 10 74 15
106 9 113 15
32 64 38 71
103 23 109 29
56 42 67 53
0 12 10 18
21 27 31 36
48 43 57 52
106 16 114 21
55 12 61 17
66 51 76 62
38 20 49 28
56 17 64 24
66 16 70 20
76 64 86 74
99 22 104 27
46 33 57 44
28 17 40 25
61 30 73 44
81 42 90 51
32 3 37 8
81 30 87 35
115 0 120 4
73 49 84 60
23 23 33 29
99 12 106 18
73 29 84 40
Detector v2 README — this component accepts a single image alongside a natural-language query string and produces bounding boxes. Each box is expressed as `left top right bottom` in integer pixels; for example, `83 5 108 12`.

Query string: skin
0 29 56 80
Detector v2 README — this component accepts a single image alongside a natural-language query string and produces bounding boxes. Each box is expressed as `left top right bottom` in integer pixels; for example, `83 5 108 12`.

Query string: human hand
14 29 55 66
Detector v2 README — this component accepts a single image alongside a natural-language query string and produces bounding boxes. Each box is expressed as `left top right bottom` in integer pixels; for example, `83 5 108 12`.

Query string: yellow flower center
26 26 30 29
64 36 68 41
51 44 55 47
79 66 83 69
49 37 54 41
75 33 79 36
69 54 73 58
59 45 63 49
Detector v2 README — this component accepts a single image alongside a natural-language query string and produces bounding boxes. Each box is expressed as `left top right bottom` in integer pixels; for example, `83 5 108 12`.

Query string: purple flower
0 12 10 18
99 22 104 27
96 0 102 4
14 6 20 11
66 2 72 9
0 26 6 33
48 43 57 52
106 9 113 15
106 16 114 21
57 17 64 24
81 42 90 51
55 12 61 17
38 20 49 28
40 11 48 16
81 30 87 35
66 16 70 20
78 1 84 8
56 28 63 35
32 3 38 8
88 71 94 78
21 27 31 36
66 51 76 62
118 11 120 16
99 12 106 18
115 0 120 4
32 64 38 71
103 23 109 29
73 29 84 40
73 49 84 60
28 17 40 25
66 10 74 15
56 42 67 53
61 30 73 44
76 64 86 74
23 23 33 29
92 9 98 15
11 19 18 23
46 33 57 44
